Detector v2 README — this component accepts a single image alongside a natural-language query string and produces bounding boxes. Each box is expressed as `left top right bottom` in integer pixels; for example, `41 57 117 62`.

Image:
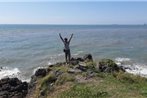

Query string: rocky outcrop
99 59 125 73
0 78 28 98
34 68 51 77
70 54 93 65
0 54 126 98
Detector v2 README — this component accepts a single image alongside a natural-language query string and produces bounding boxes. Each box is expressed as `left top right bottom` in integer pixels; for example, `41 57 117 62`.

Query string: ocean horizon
0 24 147 81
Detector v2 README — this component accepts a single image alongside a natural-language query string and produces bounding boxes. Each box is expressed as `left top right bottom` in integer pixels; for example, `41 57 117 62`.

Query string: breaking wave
115 57 147 77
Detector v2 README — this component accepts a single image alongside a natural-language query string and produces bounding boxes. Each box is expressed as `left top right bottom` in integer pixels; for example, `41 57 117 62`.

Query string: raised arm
69 34 73 43
59 33 64 42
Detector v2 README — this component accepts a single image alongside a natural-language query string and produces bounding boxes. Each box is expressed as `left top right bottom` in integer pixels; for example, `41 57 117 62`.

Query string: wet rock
0 78 28 98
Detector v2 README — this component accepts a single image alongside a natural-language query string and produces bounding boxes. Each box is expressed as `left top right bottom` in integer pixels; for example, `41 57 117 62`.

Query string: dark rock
99 59 125 73
76 57 84 62
9 78 21 86
40 89 46 96
0 78 28 98
48 64 54 67
83 54 93 61
35 68 50 77
0 91 8 96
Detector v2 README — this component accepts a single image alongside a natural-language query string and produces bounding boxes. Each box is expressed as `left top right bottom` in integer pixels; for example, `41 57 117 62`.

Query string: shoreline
1 56 147 82
1 54 147 98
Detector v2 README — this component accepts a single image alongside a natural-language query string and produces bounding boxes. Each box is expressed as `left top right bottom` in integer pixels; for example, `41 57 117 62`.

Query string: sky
0 1 147 24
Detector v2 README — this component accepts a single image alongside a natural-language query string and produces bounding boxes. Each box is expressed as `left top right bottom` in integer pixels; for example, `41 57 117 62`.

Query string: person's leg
68 50 71 63
65 52 68 63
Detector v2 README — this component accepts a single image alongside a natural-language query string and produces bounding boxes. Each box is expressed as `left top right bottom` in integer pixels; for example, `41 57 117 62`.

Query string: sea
0 24 147 81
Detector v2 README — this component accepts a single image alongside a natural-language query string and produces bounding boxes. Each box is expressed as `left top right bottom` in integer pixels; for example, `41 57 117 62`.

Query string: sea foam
115 57 147 77
0 67 20 80
0 66 30 82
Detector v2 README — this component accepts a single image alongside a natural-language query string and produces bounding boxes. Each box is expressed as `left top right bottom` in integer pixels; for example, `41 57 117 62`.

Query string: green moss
40 73 56 88
99 59 117 68
85 61 96 68
38 72 56 97
55 73 75 85
53 66 69 73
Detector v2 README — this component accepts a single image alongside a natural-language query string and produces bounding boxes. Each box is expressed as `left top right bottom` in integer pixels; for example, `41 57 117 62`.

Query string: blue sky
0 2 147 24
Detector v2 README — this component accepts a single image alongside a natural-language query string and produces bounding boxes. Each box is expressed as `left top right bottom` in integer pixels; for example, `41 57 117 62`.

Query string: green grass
51 65 69 73
31 60 147 98
55 73 75 85
37 72 56 97
57 72 147 98
59 83 108 98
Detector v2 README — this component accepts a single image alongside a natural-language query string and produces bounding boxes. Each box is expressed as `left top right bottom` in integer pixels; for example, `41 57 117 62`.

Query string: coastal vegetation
1 54 147 98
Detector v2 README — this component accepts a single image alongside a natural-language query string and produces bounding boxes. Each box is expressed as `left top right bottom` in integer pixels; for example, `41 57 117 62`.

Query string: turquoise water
0 25 147 80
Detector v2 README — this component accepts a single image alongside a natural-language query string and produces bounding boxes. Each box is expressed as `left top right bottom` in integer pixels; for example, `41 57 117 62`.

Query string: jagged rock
0 78 28 98
35 68 46 77
28 67 51 97
83 54 93 61
34 68 51 77
99 59 125 73
76 57 84 62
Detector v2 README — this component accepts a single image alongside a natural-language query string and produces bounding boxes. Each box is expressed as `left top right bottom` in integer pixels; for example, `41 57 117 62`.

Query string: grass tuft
55 73 75 85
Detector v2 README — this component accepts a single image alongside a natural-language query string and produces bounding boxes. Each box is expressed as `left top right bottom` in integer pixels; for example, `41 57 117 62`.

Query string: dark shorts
63 49 70 54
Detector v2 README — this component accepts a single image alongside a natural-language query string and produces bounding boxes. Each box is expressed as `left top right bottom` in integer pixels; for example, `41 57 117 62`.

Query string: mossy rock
36 72 57 97
99 59 117 67
99 59 123 73
39 73 56 90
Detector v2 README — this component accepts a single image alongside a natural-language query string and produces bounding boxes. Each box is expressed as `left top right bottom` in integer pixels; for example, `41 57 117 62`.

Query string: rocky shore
0 54 146 98
0 78 28 98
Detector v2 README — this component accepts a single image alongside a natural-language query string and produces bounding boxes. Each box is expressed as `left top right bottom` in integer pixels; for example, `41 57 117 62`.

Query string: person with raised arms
59 33 73 63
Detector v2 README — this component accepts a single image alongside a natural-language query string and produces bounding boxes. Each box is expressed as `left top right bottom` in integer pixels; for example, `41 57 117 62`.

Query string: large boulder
34 68 51 77
99 59 125 73
0 78 28 98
